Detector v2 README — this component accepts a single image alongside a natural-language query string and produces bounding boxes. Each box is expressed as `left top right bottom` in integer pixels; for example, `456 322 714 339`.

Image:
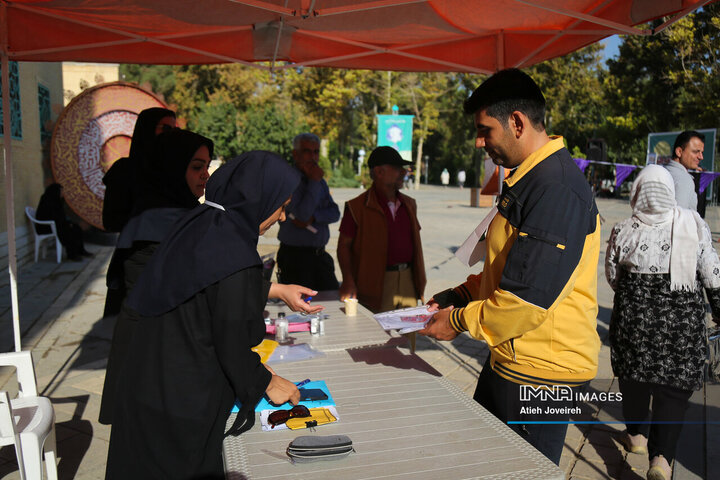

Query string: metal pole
1 12 21 352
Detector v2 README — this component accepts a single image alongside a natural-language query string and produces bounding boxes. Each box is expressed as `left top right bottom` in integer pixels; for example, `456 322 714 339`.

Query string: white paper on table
260 406 340 432
266 343 326 364
373 305 433 333
454 206 498 267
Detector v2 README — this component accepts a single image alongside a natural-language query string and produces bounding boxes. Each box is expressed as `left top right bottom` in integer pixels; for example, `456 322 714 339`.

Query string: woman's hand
269 283 324 314
265 374 300 406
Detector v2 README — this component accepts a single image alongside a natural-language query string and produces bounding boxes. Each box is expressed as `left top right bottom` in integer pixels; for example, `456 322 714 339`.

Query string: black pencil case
287 435 354 463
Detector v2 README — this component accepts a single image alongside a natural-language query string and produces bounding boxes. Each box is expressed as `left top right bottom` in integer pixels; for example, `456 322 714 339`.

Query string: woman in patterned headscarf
606 164 720 480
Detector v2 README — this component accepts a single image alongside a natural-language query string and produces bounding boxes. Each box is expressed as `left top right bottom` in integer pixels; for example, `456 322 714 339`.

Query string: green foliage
598 5 720 165
571 146 586 158
192 101 241 160
327 171 361 188
530 44 605 154
119 64 177 102
238 104 308 159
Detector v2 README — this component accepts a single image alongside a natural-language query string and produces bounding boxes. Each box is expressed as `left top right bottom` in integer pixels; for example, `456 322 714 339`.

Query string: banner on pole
377 114 414 161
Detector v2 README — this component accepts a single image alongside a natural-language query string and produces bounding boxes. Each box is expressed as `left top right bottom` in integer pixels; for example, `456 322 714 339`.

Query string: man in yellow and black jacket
420 68 601 465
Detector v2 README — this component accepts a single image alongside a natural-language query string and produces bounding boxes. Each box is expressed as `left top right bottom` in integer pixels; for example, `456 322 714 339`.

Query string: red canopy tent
1 0 714 72
1 0 715 350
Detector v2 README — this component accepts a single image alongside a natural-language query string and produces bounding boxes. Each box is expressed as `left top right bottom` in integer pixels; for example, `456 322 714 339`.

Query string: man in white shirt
665 130 704 210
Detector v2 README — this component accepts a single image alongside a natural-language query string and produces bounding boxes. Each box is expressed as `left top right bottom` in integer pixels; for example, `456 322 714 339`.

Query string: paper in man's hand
373 306 434 333
454 206 497 267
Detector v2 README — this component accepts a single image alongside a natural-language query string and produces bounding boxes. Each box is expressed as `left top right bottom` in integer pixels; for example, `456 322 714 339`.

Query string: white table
265 292 393 352
224 347 565 480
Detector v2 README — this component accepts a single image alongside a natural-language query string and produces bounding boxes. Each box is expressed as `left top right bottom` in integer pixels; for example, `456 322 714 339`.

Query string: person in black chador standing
101 107 176 317
98 129 212 425
106 151 302 479
102 108 177 231
35 183 91 261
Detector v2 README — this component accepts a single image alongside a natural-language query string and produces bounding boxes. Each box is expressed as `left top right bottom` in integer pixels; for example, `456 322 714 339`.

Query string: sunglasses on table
268 405 311 428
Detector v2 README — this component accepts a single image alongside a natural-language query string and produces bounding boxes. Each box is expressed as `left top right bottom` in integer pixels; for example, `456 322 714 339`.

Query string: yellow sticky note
252 339 278 363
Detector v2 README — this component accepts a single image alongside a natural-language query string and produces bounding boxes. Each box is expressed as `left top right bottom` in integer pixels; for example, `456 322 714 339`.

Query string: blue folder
231 380 334 413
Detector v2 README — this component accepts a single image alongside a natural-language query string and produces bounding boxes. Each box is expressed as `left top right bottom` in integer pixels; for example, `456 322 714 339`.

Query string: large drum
51 82 167 229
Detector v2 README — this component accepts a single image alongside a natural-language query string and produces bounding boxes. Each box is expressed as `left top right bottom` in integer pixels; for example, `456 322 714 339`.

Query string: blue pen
305 296 313 302
295 379 311 387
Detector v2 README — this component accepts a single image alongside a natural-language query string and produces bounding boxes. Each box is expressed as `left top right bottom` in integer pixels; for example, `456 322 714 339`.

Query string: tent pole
1 46 21 351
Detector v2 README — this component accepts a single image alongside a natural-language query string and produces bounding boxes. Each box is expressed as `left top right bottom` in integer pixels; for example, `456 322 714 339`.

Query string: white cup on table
344 298 358 316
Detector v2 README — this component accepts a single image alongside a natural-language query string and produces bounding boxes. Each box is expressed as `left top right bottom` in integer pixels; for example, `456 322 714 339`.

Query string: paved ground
0 184 718 479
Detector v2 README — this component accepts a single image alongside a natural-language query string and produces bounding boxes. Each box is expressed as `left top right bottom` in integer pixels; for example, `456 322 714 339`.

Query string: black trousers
473 357 587 465
619 378 692 461
276 243 339 291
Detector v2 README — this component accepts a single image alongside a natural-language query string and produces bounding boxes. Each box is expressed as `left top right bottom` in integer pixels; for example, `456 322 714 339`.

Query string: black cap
368 146 413 169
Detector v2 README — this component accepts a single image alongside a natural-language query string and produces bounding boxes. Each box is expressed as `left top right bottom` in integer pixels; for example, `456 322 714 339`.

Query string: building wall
62 62 119 106
1 61 64 268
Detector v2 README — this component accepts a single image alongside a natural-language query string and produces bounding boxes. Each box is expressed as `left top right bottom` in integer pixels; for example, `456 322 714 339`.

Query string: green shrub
327 170 361 188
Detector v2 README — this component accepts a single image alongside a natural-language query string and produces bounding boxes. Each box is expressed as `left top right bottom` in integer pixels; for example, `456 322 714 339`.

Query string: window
0 61 23 140
38 84 51 144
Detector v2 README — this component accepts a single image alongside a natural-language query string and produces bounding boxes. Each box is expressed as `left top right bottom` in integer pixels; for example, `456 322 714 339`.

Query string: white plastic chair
25 206 62 263
0 351 58 480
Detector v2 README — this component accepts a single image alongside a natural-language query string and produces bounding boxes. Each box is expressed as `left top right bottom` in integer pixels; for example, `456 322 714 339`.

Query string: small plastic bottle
320 314 329 335
310 314 320 336
275 312 288 343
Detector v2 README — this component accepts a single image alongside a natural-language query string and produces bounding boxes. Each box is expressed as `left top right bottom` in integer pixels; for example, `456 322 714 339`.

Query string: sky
601 35 622 61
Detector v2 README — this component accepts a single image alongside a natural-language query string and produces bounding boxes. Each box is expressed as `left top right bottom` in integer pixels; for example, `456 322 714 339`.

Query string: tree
119 64 178 103
530 44 605 155
238 104 308 159
403 73 453 189
192 101 241 160
600 5 720 164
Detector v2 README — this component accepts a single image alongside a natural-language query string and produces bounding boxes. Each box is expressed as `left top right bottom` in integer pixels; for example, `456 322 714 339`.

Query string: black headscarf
36 183 65 224
40 183 63 205
127 151 300 317
138 129 214 211
128 108 176 160
116 129 214 248
101 108 176 230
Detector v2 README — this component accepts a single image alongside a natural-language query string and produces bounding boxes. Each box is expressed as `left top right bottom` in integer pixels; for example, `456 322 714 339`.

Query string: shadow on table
347 344 442 376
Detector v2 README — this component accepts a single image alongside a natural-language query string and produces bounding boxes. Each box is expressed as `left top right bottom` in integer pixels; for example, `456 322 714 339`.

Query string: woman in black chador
102 107 176 317
35 183 91 261
98 129 212 425
105 151 302 479
102 107 177 232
